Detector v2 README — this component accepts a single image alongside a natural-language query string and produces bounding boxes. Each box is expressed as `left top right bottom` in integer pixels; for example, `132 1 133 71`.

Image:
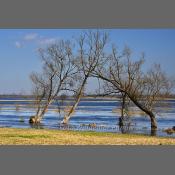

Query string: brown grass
0 128 175 145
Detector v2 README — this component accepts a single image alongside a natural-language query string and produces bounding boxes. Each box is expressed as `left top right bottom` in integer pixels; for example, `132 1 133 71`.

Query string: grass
0 128 175 145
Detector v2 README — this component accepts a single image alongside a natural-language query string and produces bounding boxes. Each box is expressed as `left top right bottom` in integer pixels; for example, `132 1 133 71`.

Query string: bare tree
61 31 109 124
29 40 78 124
93 45 173 132
29 31 174 134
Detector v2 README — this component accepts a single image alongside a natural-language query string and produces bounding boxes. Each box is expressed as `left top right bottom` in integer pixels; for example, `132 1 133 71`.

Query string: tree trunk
127 93 157 130
62 76 88 124
150 114 157 130
29 99 53 124
119 93 126 128
61 94 82 124
150 113 157 136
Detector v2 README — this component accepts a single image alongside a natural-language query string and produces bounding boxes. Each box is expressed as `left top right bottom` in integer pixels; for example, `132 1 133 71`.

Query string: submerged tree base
61 118 69 125
29 116 41 124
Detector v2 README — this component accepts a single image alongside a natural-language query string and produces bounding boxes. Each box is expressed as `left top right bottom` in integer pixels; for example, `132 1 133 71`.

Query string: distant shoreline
0 94 175 100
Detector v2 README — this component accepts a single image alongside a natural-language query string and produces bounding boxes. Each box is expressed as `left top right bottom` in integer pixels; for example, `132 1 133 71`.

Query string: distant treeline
0 94 175 99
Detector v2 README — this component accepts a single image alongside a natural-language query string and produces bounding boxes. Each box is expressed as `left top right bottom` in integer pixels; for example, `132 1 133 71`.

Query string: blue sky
0 29 175 94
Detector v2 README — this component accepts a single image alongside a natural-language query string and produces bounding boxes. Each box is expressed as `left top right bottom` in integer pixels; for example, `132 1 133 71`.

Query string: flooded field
0 97 175 137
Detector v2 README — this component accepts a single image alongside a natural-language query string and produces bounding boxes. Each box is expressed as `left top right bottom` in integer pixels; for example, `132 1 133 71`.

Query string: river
0 97 175 137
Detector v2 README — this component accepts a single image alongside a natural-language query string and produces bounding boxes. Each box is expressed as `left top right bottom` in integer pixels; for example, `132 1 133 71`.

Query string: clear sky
0 29 175 94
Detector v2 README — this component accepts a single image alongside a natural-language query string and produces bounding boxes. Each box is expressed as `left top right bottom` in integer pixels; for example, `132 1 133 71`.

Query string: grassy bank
0 128 175 145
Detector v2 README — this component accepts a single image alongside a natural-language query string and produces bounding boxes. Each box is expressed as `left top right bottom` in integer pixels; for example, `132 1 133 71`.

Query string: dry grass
0 128 175 145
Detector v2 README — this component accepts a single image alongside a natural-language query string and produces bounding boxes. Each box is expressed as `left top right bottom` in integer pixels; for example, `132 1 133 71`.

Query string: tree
93 45 173 133
29 31 174 135
29 40 78 124
61 31 109 124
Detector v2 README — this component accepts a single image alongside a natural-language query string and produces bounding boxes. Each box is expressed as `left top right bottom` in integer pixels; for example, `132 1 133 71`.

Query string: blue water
0 97 175 137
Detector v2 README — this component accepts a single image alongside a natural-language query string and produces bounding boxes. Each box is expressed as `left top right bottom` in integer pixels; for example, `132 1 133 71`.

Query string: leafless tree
29 40 78 124
61 31 109 124
29 31 174 134
93 45 173 132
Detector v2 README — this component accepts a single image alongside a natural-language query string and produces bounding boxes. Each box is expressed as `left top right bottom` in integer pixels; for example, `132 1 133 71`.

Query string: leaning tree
29 31 174 134
61 31 109 124
29 40 78 124
93 45 173 132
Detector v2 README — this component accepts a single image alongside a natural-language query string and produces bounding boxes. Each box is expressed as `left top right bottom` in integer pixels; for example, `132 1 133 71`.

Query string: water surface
0 97 175 137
